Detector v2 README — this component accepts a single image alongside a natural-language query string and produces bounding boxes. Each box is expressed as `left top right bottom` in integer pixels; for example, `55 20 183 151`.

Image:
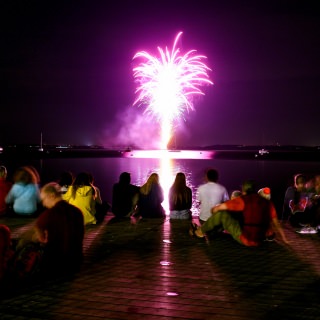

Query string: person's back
36 183 84 276
57 171 74 195
112 172 139 218
5 166 40 216
138 173 165 218
197 168 229 222
0 166 12 216
139 184 165 218
169 186 192 211
169 172 192 220
64 185 96 225
63 172 96 225
37 201 84 273
240 193 272 244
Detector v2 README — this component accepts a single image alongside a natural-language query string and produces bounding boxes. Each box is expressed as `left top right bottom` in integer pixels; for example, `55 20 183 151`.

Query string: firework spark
133 32 213 149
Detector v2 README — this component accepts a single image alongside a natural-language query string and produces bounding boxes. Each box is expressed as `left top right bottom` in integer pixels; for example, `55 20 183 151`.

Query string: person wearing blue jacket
5 166 40 216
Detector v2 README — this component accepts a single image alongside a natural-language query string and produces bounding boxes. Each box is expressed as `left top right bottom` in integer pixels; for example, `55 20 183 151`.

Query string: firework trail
133 32 212 148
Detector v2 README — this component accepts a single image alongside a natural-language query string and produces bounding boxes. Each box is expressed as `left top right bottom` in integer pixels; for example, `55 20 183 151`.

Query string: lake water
1 150 320 216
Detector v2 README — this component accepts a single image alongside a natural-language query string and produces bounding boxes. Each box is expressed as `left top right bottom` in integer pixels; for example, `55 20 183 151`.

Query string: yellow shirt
63 186 96 225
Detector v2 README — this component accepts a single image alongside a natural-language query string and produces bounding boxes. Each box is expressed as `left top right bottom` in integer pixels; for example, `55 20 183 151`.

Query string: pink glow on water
123 149 214 159
159 155 174 212
133 32 213 148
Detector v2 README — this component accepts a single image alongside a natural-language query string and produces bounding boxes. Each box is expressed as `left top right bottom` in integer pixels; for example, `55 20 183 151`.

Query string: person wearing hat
258 187 271 200
192 180 289 246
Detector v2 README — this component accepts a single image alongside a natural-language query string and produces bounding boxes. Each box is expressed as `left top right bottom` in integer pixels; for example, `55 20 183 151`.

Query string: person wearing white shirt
196 168 229 222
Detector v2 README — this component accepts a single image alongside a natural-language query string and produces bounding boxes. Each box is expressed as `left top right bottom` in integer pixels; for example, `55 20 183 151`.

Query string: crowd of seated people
191 180 289 246
1 163 320 287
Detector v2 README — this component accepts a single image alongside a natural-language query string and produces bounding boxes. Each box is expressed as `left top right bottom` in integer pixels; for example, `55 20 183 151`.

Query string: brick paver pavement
0 215 320 320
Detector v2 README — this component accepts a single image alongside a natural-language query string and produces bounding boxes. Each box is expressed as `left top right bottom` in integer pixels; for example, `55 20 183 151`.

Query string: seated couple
191 180 288 246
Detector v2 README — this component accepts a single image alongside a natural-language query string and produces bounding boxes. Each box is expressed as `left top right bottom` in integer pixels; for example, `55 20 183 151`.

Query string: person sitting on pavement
169 172 192 220
5 166 41 217
34 182 85 276
57 171 74 195
295 175 320 234
196 168 229 223
136 173 166 218
282 173 312 227
63 172 97 225
111 172 140 219
193 180 289 246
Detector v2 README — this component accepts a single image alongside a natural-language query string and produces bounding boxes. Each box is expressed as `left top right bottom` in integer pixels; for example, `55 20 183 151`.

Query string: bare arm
211 197 245 215
211 203 228 214
272 218 289 244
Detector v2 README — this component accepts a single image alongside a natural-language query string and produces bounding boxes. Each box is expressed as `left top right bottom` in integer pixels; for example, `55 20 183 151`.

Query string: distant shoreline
1 145 320 162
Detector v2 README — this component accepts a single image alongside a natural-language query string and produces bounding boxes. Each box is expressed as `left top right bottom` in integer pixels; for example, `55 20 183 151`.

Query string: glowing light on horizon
123 149 215 159
133 32 213 148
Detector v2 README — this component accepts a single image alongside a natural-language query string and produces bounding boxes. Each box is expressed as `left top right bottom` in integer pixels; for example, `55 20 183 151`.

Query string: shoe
296 227 318 234
189 223 205 238
194 228 205 238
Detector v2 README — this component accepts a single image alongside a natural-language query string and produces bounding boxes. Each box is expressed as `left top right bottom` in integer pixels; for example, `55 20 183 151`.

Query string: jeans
169 209 191 220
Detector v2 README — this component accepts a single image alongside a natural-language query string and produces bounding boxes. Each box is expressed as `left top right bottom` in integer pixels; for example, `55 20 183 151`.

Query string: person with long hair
137 173 165 218
169 172 192 220
63 172 96 225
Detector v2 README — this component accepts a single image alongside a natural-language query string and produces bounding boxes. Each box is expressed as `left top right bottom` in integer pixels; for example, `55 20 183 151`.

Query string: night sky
1 0 320 148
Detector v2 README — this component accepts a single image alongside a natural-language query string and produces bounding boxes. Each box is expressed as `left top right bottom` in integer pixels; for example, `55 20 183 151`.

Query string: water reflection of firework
133 32 213 149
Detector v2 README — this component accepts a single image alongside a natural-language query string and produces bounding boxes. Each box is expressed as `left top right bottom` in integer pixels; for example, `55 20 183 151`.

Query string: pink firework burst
133 31 213 148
